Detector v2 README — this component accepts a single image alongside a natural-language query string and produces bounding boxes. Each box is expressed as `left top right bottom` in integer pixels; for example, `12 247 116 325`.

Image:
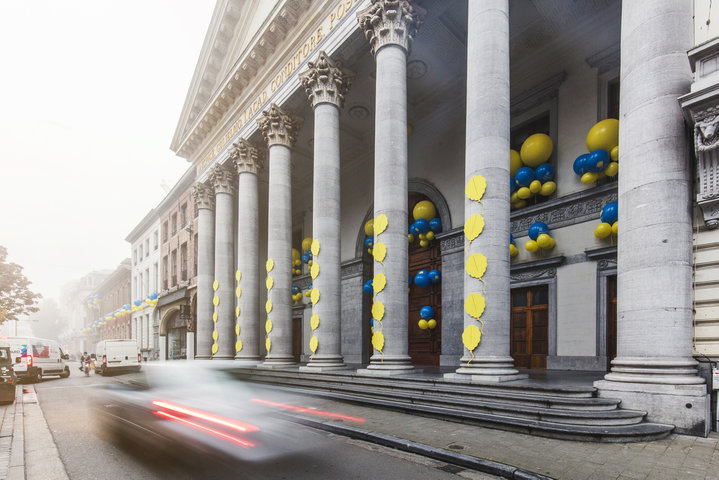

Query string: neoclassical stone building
170 0 715 434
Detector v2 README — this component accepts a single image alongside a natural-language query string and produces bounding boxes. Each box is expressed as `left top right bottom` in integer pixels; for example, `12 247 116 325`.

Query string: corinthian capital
257 103 303 148
299 51 354 110
229 138 264 175
357 0 425 56
192 183 215 211
210 163 235 195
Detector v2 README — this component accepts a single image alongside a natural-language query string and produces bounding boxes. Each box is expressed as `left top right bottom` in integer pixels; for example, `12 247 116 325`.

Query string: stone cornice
299 51 354 109
192 183 215 211
230 138 264 175
257 103 302 147
357 0 425 56
210 164 236 195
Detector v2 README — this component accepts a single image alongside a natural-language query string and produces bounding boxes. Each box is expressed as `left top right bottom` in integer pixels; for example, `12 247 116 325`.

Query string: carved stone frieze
299 51 354 109
229 138 264 175
510 268 556 283
439 232 464 254
257 103 302 148
341 258 366 279
191 183 215 211
694 104 719 152
210 163 236 195
357 0 426 56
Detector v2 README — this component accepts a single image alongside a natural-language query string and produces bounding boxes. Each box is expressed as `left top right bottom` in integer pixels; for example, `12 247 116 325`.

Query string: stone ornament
299 51 355 109
357 0 426 56
694 105 719 152
257 103 302 148
191 182 215 210
230 138 264 175
210 163 236 194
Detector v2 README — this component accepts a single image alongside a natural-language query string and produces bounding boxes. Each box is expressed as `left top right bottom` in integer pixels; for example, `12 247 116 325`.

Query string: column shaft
196 207 215 359
236 172 261 360
214 192 235 359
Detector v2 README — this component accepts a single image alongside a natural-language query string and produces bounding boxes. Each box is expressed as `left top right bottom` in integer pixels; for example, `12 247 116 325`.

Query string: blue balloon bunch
291 285 302 303
363 279 373 295
511 162 557 210
510 233 518 257
418 305 437 330
409 217 442 248
525 221 555 252
594 201 618 239
413 269 441 288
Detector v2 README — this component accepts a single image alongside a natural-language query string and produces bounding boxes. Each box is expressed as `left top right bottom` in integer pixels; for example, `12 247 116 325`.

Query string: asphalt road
33 364 496 479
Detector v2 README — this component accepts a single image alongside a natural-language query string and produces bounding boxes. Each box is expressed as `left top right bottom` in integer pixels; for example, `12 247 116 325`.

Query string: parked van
94 339 141 376
0 337 70 383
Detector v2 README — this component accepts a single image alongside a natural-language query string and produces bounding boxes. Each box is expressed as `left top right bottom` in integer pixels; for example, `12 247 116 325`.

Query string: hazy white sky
0 1 215 303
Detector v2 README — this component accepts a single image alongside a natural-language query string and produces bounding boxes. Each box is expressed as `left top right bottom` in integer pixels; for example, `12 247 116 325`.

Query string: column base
212 355 235 360
601 356 705 385
259 356 297 368
233 358 263 366
356 354 416 376
446 355 527 383
300 354 347 371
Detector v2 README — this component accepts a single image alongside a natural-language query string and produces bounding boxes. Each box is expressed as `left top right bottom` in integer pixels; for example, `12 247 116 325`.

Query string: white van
0 337 70 382
94 339 141 376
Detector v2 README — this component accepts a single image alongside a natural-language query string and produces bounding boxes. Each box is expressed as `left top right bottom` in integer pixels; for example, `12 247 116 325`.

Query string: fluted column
298 51 354 370
258 103 302 366
356 0 424 374
594 0 707 435
230 139 264 363
210 164 236 359
191 183 215 359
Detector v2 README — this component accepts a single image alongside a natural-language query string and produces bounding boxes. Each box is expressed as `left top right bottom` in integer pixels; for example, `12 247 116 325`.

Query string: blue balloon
428 269 441 284
292 285 300 294
600 201 618 224
510 176 517 193
133 300 142 307
364 236 374 249
528 221 549 241
363 279 373 295
414 218 430 234
515 167 536 187
301 253 310 264
510 233 514 243
409 222 420 236
420 306 435 320
535 163 555 183
429 217 442 233
587 149 610 173
414 270 430 288
370 318 374 326
573 154 590 175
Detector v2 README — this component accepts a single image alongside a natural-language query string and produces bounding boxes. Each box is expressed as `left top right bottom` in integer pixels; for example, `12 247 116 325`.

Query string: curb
285 415 555 480
7 384 24 480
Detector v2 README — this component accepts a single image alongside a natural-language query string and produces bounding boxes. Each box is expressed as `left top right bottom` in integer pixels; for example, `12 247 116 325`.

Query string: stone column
230 139 264 363
594 0 708 435
446 1 525 382
356 0 424 374
191 183 215 359
258 103 302 366
210 164 236 359
298 51 354 370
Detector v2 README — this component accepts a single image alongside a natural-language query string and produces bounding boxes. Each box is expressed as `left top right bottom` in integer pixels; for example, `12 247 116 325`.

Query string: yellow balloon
594 222 612 239
310 314 320 330
426 231 435 241
364 219 374 236
372 331 384 352
610 145 619 162
374 214 388 235
311 288 320 305
212 343 219 355
213 280 219 291
539 181 556 196
517 187 531 199
302 237 313 252
427 319 437 329
612 222 618 235
266 258 274 273
408 234 414 243
464 293 486 320
581 172 598 185
265 299 272 314
418 233 426 240
464 214 485 242
310 262 320 279
235 270 242 282
236 340 243 352
462 324 481 352
510 149 522 177
605 161 619 177
466 253 488 279
212 330 218 341
510 244 519 257
309 336 318 353
529 180 542 194
413 200 436 221
265 338 271 353
374 273 387 294
373 242 387 263
265 276 274 290
510 192 519 203
372 301 385 321
418 319 429 330
520 133 553 167
420 239 429 247
212 295 220 306
586 118 619 152
265 319 273 334
525 240 539 252
513 199 527 209
291 248 301 263
465 175 487 202
311 240 320 256
547 237 556 249
536 233 552 249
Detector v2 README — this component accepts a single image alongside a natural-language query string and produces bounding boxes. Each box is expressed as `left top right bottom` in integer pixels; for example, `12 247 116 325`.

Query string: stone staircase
227 367 675 443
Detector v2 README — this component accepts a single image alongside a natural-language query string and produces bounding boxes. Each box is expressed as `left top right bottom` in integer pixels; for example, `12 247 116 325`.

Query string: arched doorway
160 309 187 360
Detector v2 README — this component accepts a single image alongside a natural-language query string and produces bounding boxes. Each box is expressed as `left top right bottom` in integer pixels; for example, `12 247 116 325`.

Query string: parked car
94 339 141 376
0 337 70 383
0 346 16 403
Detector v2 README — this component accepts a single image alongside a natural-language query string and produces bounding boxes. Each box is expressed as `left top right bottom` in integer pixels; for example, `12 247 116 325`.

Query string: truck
94 339 141 376
0 337 70 383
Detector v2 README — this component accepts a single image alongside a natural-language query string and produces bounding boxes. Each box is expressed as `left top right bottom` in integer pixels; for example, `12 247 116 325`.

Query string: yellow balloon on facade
413 200 436 221
426 231 435 241
517 187 531 199
513 199 527 209
536 233 552 249
420 239 429 247
540 181 556 196
612 222 618 235
408 233 414 243
586 118 619 153
510 149 522 176
292 248 301 263
510 244 519 257
302 237 313 252
594 222 612 239
418 319 429 330
525 240 539 253
427 319 437 329
581 172 598 185
529 180 542 194
510 192 519 203
519 133 553 167
604 161 619 177
364 218 375 236
610 145 619 162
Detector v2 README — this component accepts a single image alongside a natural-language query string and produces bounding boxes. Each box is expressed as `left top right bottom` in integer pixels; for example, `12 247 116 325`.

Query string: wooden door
510 286 548 369
607 275 617 367
292 316 302 363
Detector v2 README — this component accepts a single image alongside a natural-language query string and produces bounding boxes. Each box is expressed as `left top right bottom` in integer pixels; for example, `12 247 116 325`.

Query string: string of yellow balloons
309 239 321 359
371 213 389 361
235 270 242 353
265 258 274 357
463 175 488 365
211 280 220 356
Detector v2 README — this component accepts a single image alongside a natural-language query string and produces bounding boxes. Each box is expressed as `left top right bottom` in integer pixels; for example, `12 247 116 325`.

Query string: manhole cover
447 444 464 451
438 464 464 474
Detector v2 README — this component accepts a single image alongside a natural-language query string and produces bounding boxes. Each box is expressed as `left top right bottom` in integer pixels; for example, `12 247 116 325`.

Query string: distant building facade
82 259 132 348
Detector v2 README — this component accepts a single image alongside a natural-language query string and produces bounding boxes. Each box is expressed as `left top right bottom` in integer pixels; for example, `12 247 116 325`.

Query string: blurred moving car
0 346 17 403
94 363 310 466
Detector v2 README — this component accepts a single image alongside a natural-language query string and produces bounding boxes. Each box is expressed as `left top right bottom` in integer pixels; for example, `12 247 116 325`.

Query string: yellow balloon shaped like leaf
266 276 274 290
464 215 485 242
466 175 487 202
372 331 385 352
310 263 320 279
311 288 320 305
465 293 486 320
265 258 274 273
211 343 219 355
212 295 220 307
462 324 482 352
309 336 318 353
212 312 218 322
235 306 240 318
373 242 387 263
213 280 219 291
311 240 320 256
235 340 243 352
466 253 488 279
265 338 271 353
310 314 320 330
236 286 242 298
235 324 240 336
235 270 242 282
265 299 273 314
372 301 385 321
373 273 387 294
212 330 218 341
374 214 388 235
265 319 273 334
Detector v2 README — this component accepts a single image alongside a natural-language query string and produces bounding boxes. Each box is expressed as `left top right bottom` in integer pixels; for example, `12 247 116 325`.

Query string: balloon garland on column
235 270 242 353
309 239 320 359
265 259 274 357
371 214 388 361
211 280 220 356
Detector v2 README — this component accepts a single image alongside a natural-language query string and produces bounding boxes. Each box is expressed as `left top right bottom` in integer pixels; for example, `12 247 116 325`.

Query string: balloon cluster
291 285 302 303
573 119 619 185
408 201 442 248
363 278 373 295
363 219 375 255
300 237 314 267
525 222 555 252
418 305 438 330
86 294 101 307
413 269 441 288
510 234 518 257
510 133 556 210
291 249 302 275
594 201 618 239
304 283 313 298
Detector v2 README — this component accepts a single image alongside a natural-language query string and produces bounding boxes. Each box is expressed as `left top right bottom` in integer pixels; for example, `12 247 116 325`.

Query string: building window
133 249 137 266
138 244 143 261
171 249 177 287
144 239 149 258
180 243 188 282
607 78 620 120
162 256 168 290
162 221 168 243
154 263 159 293
144 268 150 296
153 231 159 250
181 203 187 229
171 213 178 236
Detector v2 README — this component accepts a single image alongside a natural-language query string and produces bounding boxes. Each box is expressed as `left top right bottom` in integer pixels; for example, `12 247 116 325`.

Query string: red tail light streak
250 398 365 423
153 410 255 447
152 400 259 433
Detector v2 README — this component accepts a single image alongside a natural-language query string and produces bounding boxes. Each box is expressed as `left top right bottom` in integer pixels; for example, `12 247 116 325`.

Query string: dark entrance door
292 316 302 363
510 286 548 369
607 275 617 367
